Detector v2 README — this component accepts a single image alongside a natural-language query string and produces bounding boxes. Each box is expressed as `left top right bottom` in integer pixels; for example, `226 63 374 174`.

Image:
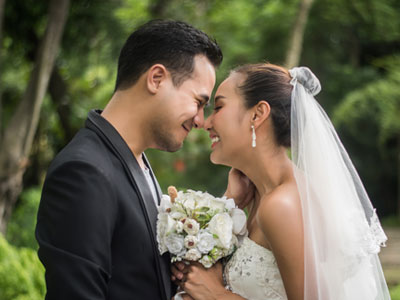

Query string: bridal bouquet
157 186 247 268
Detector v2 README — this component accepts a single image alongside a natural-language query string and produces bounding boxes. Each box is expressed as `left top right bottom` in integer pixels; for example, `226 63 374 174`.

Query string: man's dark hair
115 20 223 91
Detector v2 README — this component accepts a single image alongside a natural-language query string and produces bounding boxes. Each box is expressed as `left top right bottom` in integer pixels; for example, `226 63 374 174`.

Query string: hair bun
289 67 321 96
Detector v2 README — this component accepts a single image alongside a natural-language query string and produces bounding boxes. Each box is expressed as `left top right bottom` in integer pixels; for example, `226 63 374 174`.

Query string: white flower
199 255 213 268
184 235 198 249
208 213 233 249
157 188 244 265
223 197 236 211
230 234 239 247
159 195 172 213
197 230 216 254
175 221 184 233
209 247 224 261
184 198 196 210
157 214 167 254
196 196 210 209
230 208 247 235
170 210 186 220
164 233 185 255
183 218 200 235
222 236 237 256
209 198 226 213
157 213 177 254
184 248 202 261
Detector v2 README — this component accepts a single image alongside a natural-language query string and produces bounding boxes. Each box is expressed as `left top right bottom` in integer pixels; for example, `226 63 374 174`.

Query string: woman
172 63 390 300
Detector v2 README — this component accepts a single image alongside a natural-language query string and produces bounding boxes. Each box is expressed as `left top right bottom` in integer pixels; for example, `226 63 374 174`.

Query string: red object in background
173 159 186 172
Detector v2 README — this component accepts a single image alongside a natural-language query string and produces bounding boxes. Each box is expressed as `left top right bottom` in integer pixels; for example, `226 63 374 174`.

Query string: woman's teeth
212 136 220 143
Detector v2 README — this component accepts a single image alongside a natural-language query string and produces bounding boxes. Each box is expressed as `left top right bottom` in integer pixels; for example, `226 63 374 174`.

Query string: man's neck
101 93 149 168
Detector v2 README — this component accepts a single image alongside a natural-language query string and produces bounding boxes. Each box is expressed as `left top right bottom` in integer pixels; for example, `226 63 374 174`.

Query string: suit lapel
143 154 173 294
85 110 171 300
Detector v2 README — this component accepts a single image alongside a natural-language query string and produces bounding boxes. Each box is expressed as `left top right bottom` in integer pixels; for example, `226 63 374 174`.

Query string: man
36 20 222 300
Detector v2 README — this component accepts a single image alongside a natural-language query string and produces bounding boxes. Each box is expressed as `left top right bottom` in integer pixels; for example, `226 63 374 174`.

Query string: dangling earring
251 125 256 148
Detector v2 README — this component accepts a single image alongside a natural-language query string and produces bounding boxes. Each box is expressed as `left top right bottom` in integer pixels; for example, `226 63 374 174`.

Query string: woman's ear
252 100 271 127
146 64 168 94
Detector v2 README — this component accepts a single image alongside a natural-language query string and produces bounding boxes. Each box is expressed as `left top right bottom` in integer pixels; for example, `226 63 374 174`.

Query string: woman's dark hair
115 20 223 91
233 63 293 147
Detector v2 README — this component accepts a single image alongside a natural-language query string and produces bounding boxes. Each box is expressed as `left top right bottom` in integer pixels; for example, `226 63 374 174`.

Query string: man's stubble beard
150 118 183 152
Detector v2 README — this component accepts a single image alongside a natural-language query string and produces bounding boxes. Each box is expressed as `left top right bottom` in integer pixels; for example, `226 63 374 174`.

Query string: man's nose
193 108 205 129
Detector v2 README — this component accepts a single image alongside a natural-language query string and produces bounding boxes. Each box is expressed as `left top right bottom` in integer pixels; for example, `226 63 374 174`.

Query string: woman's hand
225 168 255 209
180 262 228 300
171 261 189 284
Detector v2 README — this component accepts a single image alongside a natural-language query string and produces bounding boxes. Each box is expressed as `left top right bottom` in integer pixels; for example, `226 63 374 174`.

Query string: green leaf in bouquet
197 207 210 213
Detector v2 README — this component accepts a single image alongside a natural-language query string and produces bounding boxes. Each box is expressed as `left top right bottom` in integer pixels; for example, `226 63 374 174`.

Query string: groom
35 20 222 300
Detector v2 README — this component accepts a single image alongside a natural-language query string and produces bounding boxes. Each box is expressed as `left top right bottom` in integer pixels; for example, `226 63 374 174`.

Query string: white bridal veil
289 67 390 300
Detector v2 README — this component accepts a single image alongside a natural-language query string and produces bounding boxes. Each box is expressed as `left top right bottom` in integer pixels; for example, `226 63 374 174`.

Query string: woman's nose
204 114 212 131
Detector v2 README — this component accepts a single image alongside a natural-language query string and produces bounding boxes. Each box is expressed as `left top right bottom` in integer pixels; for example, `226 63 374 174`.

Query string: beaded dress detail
224 237 288 300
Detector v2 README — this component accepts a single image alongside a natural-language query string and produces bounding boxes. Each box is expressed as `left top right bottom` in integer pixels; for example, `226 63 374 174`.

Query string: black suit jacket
36 110 173 300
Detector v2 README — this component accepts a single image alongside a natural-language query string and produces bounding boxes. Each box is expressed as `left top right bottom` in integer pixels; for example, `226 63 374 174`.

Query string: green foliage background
1 0 400 298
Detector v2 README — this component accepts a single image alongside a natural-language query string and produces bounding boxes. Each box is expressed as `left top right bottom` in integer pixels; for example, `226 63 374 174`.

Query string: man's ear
252 100 271 128
146 64 169 94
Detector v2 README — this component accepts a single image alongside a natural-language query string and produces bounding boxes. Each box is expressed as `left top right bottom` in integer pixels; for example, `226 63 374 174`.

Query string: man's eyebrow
198 94 210 106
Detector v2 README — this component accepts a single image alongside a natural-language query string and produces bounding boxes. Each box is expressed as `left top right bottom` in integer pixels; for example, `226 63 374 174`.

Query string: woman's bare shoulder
256 180 302 241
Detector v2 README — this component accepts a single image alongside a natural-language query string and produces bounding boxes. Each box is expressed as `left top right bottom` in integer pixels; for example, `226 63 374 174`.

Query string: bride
171 63 390 299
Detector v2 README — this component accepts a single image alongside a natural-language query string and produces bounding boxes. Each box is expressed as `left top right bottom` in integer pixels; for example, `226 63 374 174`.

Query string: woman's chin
210 152 229 167
210 152 220 165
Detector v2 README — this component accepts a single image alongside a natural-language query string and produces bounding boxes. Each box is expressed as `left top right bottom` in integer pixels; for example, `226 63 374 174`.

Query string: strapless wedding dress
224 237 288 300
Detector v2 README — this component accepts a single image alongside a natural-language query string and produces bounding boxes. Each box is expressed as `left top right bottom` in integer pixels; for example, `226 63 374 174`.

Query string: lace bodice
224 237 288 300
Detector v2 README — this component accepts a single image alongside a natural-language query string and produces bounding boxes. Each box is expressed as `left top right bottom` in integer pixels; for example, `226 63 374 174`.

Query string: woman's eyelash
214 106 222 111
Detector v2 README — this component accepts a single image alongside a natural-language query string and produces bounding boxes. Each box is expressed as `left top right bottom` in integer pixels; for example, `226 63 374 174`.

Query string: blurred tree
149 0 171 18
334 55 400 218
6 187 41 249
0 0 5 138
0 233 45 299
0 0 70 233
285 0 315 68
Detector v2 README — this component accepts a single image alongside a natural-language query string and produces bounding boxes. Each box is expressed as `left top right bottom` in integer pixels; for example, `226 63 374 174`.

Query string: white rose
184 235 198 249
209 199 226 213
197 230 216 254
208 213 233 249
157 214 176 235
222 236 237 256
184 198 196 210
170 210 186 220
175 221 184 233
156 213 176 254
183 218 200 235
230 208 247 235
164 233 185 255
159 195 172 213
184 248 202 261
224 197 236 211
199 255 213 268
171 246 187 262
196 196 210 209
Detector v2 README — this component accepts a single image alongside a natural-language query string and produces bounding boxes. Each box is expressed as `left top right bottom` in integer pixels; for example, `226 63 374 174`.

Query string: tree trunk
49 66 75 143
0 0 5 52
285 0 315 68
0 0 70 234
149 0 170 18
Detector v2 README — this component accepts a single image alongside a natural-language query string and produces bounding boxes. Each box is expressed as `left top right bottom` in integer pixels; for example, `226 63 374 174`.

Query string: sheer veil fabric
289 67 390 300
